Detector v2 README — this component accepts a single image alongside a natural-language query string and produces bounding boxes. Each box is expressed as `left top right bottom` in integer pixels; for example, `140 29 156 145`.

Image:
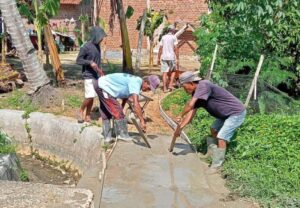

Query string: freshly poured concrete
101 135 256 208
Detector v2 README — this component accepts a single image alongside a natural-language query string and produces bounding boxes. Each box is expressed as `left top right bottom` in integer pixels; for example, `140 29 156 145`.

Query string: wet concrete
101 135 256 208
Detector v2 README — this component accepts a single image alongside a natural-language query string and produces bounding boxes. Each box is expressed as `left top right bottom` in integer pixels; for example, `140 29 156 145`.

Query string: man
76 26 106 123
173 71 246 170
157 25 179 93
93 73 160 144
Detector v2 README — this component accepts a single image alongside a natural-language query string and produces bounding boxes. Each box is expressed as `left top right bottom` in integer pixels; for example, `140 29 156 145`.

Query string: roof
60 0 81 5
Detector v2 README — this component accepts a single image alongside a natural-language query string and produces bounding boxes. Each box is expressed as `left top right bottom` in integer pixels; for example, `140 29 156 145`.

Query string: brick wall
99 0 208 56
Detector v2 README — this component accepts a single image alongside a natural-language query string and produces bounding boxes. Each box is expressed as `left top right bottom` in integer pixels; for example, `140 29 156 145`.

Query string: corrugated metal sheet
60 0 81 5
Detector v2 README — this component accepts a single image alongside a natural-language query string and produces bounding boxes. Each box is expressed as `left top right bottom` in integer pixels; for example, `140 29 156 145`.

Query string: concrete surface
0 153 21 181
0 109 29 150
100 135 256 208
0 181 93 208
27 112 102 172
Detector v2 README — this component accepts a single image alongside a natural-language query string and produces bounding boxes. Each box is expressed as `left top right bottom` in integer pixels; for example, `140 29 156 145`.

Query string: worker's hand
157 59 161 66
173 126 182 138
141 120 147 132
90 61 98 70
175 116 182 124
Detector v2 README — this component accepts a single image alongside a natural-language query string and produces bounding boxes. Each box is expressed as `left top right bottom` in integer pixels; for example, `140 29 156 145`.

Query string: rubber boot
114 119 133 142
206 148 226 174
211 148 226 168
102 119 114 144
200 136 217 159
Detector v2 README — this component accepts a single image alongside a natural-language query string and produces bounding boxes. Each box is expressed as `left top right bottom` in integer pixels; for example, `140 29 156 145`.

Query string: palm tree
0 0 49 93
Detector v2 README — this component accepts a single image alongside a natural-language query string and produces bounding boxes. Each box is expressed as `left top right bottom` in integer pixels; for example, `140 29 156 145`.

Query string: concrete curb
159 92 198 153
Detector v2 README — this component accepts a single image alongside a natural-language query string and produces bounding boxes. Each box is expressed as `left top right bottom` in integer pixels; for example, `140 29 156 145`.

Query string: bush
162 90 300 207
0 130 15 154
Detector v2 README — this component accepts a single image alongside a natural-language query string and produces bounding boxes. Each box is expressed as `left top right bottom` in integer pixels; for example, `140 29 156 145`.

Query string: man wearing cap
173 71 246 171
157 25 179 93
93 73 160 144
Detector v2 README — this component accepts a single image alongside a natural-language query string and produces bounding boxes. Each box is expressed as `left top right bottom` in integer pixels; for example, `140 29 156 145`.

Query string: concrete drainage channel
0 109 104 208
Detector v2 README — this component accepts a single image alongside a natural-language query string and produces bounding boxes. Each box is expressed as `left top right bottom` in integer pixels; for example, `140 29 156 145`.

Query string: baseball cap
147 75 160 93
179 71 202 84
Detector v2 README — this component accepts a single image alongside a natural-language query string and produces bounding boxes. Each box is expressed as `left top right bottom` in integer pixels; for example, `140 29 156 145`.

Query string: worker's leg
161 60 170 92
211 110 247 169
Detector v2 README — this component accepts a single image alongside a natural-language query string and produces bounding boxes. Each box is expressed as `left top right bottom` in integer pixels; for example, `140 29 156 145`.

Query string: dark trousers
93 80 125 120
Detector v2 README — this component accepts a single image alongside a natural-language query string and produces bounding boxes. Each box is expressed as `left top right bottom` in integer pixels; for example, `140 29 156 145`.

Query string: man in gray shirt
173 71 246 172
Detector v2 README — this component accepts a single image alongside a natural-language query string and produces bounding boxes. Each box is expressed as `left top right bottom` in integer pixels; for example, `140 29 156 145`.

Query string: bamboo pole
244 55 264 108
135 9 147 74
205 44 218 80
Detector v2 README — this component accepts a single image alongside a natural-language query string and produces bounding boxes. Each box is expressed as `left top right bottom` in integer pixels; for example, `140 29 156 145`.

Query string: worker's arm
173 109 197 138
179 97 197 120
132 94 146 131
76 46 90 66
157 46 163 65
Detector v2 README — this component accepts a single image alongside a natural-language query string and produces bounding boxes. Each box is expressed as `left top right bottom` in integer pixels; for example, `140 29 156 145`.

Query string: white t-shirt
159 33 178 60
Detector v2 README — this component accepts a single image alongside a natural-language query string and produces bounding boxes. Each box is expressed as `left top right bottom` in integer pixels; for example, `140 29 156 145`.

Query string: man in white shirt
157 25 179 93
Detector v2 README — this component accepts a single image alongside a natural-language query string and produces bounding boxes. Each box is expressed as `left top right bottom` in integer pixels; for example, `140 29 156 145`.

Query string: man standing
173 71 246 171
157 25 179 93
76 26 106 123
93 73 160 144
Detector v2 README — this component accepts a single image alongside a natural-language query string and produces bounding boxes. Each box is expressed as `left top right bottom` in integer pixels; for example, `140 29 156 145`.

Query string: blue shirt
98 73 142 99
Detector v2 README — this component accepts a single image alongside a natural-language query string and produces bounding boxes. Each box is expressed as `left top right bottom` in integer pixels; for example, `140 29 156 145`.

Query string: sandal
77 111 84 123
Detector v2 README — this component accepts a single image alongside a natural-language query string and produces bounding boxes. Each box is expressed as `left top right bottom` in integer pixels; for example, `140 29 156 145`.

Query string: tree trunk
135 9 147 75
1 24 6 64
149 38 154 71
116 0 133 73
33 0 43 61
81 22 85 42
0 0 49 93
44 24 64 83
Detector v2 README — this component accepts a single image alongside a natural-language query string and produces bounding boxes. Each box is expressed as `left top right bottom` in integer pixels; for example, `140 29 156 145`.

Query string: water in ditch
18 154 80 186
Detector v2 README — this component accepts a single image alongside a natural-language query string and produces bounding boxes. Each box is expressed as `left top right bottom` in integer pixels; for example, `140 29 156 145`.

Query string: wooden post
1 19 6 65
244 55 264 108
135 9 147 75
206 44 218 80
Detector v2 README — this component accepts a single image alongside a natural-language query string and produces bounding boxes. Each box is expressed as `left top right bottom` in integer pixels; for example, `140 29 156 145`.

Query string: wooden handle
169 135 177 152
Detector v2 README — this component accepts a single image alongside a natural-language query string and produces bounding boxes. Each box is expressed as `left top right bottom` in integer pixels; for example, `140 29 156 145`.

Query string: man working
76 26 106 123
157 25 179 93
93 73 160 144
173 71 246 170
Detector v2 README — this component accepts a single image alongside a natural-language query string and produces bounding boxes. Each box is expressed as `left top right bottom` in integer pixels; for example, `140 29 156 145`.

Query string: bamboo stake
244 55 264 108
205 44 218 80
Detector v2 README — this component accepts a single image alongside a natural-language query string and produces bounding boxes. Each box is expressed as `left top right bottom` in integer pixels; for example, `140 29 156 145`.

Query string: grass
20 170 29 182
162 89 300 207
65 95 82 108
0 90 37 118
0 130 15 154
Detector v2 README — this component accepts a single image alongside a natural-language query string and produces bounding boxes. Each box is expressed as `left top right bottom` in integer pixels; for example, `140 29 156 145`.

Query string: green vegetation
0 130 15 154
20 170 29 182
162 90 300 207
195 0 300 96
65 95 81 108
0 90 37 118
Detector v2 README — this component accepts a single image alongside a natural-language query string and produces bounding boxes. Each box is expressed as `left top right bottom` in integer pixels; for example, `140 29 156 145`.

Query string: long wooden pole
206 44 218 80
244 55 264 108
135 8 147 75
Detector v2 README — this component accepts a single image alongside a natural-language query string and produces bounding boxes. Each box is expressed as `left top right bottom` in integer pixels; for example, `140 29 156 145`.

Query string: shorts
160 60 176 72
211 110 246 142
84 79 97 98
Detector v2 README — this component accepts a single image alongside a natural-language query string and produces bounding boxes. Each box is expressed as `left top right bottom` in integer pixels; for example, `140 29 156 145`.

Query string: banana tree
110 0 133 73
79 14 88 43
0 0 49 93
137 9 164 68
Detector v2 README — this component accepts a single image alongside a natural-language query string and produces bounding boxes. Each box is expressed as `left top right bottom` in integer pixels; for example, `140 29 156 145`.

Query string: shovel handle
169 135 177 152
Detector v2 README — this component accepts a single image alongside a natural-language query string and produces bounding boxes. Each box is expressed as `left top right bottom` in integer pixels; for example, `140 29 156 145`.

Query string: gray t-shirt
193 80 245 119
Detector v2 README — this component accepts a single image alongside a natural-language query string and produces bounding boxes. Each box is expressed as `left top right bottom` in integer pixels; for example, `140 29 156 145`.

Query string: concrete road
100 135 256 208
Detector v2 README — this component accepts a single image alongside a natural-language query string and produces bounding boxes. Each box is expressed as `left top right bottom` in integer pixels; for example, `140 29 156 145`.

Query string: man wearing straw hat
173 71 246 172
